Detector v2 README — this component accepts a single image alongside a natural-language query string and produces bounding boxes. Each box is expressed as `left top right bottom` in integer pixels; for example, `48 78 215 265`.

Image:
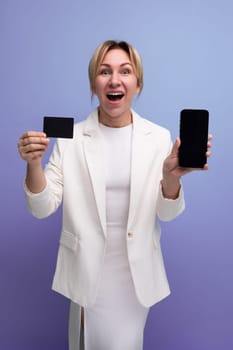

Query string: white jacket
25 109 185 307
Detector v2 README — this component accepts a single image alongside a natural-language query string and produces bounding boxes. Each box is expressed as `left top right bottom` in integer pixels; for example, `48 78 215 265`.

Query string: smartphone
43 116 74 138
179 109 209 168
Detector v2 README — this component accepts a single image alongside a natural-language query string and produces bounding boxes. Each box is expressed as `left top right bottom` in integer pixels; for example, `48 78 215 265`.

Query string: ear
136 83 142 95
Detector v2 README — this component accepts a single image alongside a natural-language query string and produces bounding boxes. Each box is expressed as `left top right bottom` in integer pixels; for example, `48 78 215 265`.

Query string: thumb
170 137 181 156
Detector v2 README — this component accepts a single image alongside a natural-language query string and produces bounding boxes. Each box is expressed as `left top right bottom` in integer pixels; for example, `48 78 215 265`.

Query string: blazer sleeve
156 182 185 222
155 129 185 222
24 140 64 219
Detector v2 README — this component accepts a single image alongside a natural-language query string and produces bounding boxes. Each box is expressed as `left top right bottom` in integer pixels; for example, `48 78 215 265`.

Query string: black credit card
43 116 74 138
179 109 209 168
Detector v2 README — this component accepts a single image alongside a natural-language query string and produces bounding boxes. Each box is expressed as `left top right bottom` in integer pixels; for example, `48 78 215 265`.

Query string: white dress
83 123 149 350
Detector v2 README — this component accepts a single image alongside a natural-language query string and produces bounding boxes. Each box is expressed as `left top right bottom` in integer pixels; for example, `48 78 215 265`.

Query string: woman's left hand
161 135 212 199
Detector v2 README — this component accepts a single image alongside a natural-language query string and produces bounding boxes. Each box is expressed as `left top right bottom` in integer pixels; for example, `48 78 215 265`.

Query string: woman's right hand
18 131 49 164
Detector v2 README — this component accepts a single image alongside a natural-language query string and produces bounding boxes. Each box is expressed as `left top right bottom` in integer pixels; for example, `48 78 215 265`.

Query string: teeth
107 92 124 101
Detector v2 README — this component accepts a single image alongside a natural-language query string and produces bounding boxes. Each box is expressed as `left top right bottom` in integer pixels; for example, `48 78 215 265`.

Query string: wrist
161 177 181 199
26 161 46 193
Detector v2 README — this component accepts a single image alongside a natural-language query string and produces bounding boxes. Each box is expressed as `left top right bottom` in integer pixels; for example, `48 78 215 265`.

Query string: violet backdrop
1 0 232 349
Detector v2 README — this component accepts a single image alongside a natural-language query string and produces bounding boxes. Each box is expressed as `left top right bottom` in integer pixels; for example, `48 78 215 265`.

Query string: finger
23 136 49 147
20 141 49 154
18 135 49 149
19 143 49 161
18 132 47 147
20 131 47 139
18 135 49 159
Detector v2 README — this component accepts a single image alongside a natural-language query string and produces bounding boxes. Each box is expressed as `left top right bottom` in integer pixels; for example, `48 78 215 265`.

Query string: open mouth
106 93 124 101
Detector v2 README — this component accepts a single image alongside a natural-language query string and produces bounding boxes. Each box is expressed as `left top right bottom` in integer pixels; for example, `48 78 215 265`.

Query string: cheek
93 78 104 96
129 83 141 96
129 77 141 94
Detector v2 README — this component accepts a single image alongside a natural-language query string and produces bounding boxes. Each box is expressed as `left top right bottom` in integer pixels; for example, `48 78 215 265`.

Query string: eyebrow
99 62 132 67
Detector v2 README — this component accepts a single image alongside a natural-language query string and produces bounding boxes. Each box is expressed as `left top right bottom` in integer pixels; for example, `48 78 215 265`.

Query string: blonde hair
88 40 143 93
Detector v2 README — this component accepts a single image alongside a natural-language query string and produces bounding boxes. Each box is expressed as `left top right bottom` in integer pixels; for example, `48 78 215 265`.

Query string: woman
18 40 211 350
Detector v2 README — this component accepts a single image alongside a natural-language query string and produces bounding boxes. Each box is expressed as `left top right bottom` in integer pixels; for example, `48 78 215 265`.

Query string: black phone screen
179 109 209 168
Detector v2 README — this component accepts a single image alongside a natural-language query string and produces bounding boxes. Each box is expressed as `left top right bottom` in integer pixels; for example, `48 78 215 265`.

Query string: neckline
99 122 133 131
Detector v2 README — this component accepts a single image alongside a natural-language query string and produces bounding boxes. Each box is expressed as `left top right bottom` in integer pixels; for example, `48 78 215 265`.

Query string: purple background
1 0 232 349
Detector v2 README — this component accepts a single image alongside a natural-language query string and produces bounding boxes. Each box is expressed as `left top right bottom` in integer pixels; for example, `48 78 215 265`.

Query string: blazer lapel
127 111 154 229
82 110 107 237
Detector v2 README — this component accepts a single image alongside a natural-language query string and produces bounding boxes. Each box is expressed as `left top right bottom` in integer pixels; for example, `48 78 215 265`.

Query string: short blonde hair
88 40 143 93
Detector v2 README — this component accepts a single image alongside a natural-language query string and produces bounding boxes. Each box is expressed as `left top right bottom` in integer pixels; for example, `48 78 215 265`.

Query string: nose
109 71 121 87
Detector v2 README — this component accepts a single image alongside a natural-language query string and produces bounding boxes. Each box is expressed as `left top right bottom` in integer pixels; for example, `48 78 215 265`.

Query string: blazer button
128 232 134 238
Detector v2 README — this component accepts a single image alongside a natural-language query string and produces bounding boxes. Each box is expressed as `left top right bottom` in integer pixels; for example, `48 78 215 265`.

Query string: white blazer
25 109 185 307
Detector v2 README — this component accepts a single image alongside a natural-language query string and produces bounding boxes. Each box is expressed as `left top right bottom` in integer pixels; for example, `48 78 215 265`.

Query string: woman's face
93 48 141 127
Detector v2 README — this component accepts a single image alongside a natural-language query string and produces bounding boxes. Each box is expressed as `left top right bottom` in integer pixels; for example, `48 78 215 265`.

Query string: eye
99 69 111 76
121 69 131 75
